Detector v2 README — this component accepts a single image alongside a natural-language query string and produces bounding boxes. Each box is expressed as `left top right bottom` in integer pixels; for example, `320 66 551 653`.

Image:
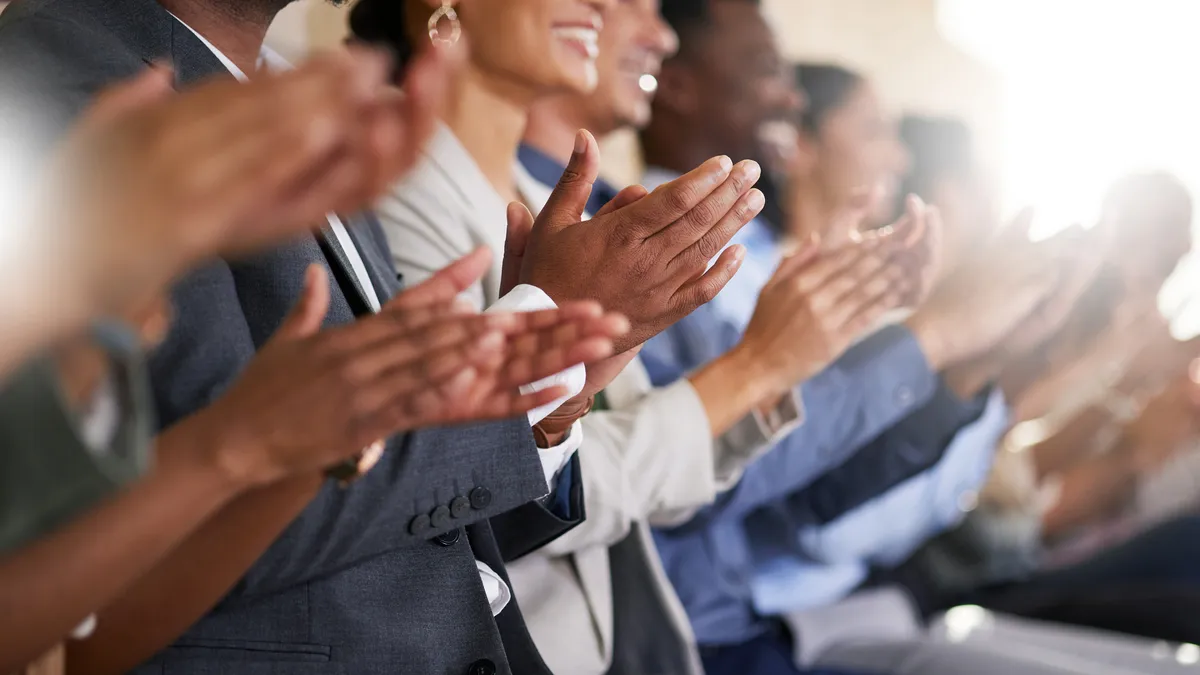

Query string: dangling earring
428 0 462 47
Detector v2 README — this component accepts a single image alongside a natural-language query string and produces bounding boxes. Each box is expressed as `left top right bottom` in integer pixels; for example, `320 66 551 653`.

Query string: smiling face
807 83 909 224
580 0 678 133
456 0 612 99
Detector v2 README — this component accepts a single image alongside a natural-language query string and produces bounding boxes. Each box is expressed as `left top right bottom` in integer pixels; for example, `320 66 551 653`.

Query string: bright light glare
638 73 659 94
939 0 1200 333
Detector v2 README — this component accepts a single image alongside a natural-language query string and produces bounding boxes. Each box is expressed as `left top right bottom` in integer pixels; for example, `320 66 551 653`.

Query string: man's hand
517 130 763 353
37 45 457 323
198 249 627 488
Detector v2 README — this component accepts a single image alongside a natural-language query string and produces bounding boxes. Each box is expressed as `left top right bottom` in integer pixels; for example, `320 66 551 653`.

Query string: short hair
348 0 414 70
793 63 864 134
660 0 760 58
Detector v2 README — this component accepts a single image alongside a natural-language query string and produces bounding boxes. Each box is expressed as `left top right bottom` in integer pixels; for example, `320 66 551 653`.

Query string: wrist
534 395 593 448
905 311 951 371
189 405 279 492
688 345 781 438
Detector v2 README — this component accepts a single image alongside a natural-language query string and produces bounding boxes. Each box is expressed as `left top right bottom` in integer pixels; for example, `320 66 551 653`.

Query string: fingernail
745 189 765 213
736 160 762 185
728 245 746 268
574 130 588 155
716 155 733 174
611 314 632 334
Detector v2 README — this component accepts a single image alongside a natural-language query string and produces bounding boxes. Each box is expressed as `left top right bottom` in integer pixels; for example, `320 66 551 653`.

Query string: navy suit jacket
0 1 582 673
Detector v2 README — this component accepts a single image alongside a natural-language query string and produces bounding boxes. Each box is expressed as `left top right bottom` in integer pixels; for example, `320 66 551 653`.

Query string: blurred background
257 0 1200 335
5 0 1195 326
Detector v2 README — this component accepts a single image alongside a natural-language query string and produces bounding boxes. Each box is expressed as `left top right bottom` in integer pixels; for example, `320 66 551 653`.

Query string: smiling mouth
552 27 600 60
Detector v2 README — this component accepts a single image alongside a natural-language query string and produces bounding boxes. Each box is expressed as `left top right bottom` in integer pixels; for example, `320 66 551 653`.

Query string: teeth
553 27 600 59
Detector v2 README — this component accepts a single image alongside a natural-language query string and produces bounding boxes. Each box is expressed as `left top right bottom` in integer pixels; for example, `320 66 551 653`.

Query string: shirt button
957 490 979 513
430 505 452 530
896 386 914 405
408 513 432 537
469 486 493 510
468 659 496 675
435 529 461 547
450 496 471 519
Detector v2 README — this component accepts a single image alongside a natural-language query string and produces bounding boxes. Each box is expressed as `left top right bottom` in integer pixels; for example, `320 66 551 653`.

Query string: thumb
538 129 600 230
82 64 175 130
500 202 534 296
272 264 330 342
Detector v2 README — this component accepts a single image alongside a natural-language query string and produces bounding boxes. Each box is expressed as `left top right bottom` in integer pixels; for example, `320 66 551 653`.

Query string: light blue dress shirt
750 387 1009 616
639 167 944 644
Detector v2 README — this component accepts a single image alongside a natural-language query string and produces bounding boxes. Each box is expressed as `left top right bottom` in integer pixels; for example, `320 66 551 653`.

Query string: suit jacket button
430 504 452 530
450 496 471 519
435 529 461 547
469 486 492 510
408 513 432 537
468 659 496 675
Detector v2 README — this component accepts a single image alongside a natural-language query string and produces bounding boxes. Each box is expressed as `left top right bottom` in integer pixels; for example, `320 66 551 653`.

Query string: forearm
68 473 322 675
687 345 779 439
0 418 242 673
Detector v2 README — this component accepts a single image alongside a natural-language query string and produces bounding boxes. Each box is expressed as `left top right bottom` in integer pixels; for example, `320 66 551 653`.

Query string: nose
648 13 679 58
587 0 616 15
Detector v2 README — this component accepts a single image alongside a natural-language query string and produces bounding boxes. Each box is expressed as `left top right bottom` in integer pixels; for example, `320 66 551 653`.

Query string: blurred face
456 0 613 100
683 0 802 162
808 83 909 222
583 0 678 132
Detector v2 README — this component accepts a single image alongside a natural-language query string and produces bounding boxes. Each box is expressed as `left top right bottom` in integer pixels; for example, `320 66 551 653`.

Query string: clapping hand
516 130 763 353
199 249 627 487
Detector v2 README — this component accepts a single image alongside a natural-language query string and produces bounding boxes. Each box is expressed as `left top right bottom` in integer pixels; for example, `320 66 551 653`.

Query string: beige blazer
376 125 801 675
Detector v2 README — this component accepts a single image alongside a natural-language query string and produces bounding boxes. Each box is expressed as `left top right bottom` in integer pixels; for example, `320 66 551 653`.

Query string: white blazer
375 124 801 675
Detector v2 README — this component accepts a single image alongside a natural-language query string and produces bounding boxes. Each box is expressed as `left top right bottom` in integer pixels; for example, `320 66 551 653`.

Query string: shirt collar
169 14 289 81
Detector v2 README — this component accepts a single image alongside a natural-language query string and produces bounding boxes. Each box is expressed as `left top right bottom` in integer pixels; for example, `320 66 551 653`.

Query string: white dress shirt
172 20 582 616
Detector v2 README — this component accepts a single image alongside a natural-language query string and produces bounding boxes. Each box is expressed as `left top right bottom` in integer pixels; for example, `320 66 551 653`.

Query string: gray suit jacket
0 1 582 673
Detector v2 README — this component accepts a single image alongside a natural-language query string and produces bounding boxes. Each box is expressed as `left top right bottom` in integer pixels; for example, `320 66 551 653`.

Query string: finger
81 65 175 130
592 184 650 219
385 41 459 177
361 330 506 414
386 247 493 311
500 336 616 388
469 385 572 422
825 265 898 327
537 129 601 231
501 302 605 340
622 155 734 238
764 238 821 292
649 159 760 255
269 265 330 342
355 314 501 382
797 238 887 294
812 251 891 314
670 186 765 272
841 289 904 339
669 244 746 317
500 202 534 296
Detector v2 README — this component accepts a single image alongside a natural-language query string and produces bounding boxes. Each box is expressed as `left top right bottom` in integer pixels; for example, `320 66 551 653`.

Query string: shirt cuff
538 420 582 492
487 284 587 425
752 386 805 441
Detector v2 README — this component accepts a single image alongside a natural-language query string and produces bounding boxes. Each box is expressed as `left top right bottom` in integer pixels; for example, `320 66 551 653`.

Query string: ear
653 61 699 116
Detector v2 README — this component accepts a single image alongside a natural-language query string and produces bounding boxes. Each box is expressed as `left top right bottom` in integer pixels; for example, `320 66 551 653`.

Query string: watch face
358 439 385 474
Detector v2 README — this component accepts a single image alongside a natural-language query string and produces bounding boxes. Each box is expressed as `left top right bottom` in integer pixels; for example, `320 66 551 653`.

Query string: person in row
0 43 635 674
350 2 939 675
0 0 796 674
629 1 1139 674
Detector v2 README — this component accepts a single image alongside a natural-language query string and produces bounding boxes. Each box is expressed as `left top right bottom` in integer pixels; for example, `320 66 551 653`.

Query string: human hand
201 249 626 487
906 210 1067 370
37 45 457 323
733 234 908 395
1122 377 1200 473
517 130 762 353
